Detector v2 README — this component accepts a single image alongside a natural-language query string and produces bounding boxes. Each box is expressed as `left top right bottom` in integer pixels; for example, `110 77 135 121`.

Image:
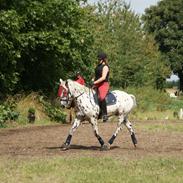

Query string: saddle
94 91 117 106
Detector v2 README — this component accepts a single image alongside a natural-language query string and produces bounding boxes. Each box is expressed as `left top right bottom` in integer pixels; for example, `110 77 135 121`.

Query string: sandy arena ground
0 121 183 159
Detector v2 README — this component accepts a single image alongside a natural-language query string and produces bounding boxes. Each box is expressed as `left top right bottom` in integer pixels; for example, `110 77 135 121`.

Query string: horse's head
58 79 73 108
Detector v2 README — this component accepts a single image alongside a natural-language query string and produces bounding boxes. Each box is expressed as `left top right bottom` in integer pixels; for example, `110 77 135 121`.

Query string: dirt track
0 121 183 159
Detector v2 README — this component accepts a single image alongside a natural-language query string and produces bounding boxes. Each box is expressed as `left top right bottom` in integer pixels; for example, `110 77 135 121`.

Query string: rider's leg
100 99 108 122
98 82 109 122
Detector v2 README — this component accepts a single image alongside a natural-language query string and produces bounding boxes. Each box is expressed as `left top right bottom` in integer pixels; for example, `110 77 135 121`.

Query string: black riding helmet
97 52 107 61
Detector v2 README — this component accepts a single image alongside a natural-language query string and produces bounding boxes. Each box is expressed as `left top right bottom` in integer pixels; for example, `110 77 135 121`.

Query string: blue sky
88 0 160 14
166 74 179 82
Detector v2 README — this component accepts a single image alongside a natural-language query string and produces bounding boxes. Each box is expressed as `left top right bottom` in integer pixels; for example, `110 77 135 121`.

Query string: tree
143 0 183 90
0 0 93 95
89 0 169 89
0 10 22 93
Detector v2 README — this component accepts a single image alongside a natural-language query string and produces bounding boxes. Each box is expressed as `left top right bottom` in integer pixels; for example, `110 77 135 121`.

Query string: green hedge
0 104 19 127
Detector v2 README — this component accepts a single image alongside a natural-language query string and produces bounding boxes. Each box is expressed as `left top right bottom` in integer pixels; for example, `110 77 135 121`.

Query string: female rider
93 52 110 122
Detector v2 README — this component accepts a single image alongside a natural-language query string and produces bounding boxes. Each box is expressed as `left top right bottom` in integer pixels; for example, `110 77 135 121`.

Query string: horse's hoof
61 143 70 151
100 144 110 151
131 133 137 147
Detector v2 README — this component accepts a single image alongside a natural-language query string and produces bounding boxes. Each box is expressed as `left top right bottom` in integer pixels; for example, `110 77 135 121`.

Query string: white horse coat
59 79 137 150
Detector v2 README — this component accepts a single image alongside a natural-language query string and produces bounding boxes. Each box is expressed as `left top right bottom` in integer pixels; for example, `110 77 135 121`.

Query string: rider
75 71 85 85
93 52 110 122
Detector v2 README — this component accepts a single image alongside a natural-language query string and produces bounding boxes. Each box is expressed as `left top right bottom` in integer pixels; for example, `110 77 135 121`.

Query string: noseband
60 81 84 106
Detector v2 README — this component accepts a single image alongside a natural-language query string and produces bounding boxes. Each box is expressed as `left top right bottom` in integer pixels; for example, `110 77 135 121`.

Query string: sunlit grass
130 109 176 120
0 157 183 183
16 93 50 125
136 121 183 132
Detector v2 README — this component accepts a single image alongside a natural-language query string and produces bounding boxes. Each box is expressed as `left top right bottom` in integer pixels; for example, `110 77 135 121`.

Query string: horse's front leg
61 117 81 150
90 117 106 150
124 118 137 147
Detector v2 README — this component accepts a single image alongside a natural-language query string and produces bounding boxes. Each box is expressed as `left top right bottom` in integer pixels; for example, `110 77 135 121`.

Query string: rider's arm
93 65 109 85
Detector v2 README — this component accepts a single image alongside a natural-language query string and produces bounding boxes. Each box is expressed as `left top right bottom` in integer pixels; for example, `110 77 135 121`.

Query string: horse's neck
68 80 95 97
69 80 85 96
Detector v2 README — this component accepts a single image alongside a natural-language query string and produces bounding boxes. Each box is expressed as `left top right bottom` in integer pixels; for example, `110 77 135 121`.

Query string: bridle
60 81 85 107
59 81 72 106
66 81 85 100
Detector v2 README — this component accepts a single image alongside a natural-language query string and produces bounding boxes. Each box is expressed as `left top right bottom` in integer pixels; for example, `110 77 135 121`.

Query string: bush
124 87 171 112
0 104 19 127
28 107 36 114
165 81 179 88
38 96 66 123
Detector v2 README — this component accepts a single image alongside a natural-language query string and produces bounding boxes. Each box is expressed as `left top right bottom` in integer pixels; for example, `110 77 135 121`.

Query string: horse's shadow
46 145 120 151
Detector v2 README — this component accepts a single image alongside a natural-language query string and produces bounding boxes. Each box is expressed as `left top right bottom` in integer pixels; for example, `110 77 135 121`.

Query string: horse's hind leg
107 115 125 147
124 117 137 147
90 118 105 149
61 117 81 150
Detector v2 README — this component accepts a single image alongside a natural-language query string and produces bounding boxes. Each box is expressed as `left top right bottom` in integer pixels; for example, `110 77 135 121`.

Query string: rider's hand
89 82 95 88
92 83 96 89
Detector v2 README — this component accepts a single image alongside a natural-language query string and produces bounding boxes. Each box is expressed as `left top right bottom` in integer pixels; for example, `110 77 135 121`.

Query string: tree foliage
89 0 169 89
0 10 22 92
0 0 171 96
0 0 93 95
143 0 183 89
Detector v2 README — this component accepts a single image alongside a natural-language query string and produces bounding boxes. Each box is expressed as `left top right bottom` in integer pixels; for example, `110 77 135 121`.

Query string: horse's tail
130 94 137 108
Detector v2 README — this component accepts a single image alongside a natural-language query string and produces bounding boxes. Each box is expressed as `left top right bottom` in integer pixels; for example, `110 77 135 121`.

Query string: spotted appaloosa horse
59 79 137 150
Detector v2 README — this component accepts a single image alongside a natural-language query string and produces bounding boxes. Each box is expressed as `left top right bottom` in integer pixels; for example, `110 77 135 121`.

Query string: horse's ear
60 78 63 84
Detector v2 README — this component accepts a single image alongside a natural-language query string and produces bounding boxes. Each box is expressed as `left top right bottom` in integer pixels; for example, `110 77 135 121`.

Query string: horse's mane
67 79 92 93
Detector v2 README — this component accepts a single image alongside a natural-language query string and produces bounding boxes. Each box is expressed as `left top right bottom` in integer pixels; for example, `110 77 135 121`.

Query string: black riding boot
100 99 108 122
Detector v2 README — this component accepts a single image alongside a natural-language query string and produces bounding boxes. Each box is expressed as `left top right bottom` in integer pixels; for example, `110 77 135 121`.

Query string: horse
59 79 137 151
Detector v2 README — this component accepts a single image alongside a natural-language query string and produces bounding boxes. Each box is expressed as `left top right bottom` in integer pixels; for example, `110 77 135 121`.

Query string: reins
74 92 85 100
65 80 85 101
62 80 97 107
88 86 97 107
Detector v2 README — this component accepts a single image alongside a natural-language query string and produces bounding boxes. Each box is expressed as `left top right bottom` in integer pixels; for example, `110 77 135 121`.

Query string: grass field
136 120 183 132
0 156 183 183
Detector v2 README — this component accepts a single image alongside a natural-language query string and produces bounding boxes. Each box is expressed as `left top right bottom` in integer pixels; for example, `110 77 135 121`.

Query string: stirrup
103 115 108 122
